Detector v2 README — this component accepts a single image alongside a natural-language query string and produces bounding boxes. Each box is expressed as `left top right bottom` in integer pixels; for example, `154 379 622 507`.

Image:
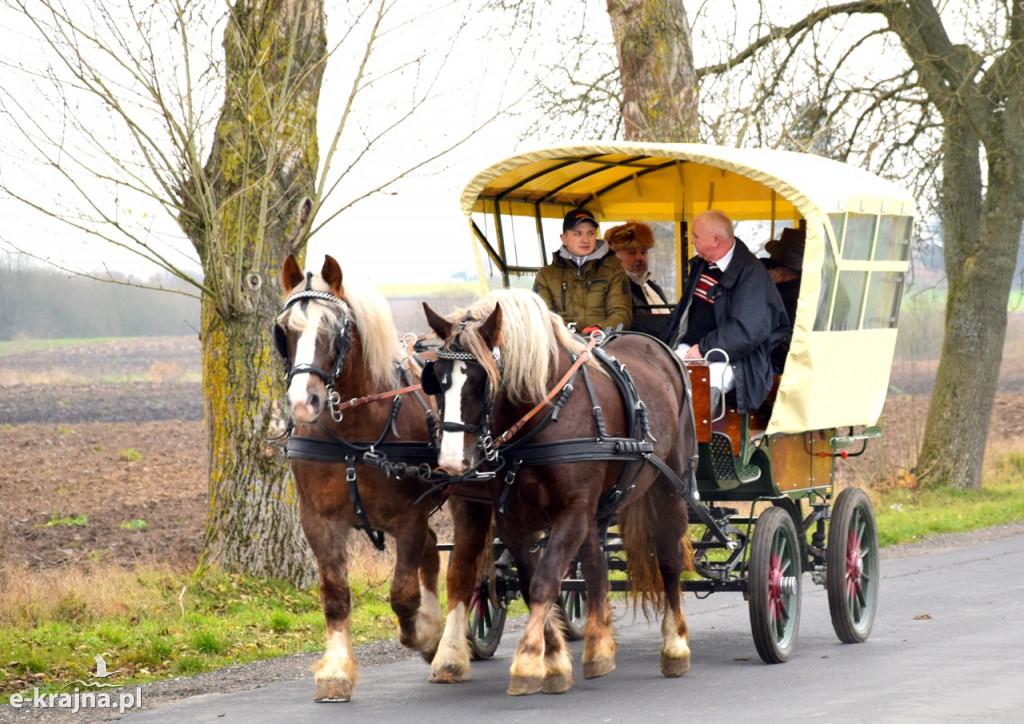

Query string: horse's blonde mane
451 288 586 404
283 275 401 392
343 285 404 391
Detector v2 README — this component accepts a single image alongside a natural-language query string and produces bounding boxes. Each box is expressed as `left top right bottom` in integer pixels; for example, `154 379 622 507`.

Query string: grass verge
2 449 1022 704
0 565 394 702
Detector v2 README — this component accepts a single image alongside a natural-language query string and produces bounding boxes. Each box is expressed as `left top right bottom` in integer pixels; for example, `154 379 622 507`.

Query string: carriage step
709 432 761 484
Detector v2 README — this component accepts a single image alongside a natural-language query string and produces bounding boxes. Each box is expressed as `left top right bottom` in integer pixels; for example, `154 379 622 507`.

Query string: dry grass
0 369 92 386
0 562 183 628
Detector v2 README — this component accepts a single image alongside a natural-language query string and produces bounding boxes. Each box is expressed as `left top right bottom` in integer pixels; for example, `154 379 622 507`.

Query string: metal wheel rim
468 579 502 646
843 504 878 633
767 524 800 649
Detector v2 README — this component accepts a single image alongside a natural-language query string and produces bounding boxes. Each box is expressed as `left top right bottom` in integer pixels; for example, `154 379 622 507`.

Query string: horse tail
619 492 665 619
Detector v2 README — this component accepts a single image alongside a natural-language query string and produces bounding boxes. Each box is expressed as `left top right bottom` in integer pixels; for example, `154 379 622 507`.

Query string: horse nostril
308 392 322 411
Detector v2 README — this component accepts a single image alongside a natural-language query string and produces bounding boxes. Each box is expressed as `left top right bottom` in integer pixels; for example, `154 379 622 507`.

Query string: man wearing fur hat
605 221 670 335
534 208 632 334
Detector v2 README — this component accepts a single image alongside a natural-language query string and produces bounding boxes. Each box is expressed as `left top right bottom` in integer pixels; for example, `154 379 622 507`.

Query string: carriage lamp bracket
829 425 883 458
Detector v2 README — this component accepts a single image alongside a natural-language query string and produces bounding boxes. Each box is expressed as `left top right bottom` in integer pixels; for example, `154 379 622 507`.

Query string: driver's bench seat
685 360 768 489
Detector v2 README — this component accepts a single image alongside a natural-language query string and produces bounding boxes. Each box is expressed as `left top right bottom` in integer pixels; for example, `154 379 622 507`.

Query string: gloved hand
581 326 600 336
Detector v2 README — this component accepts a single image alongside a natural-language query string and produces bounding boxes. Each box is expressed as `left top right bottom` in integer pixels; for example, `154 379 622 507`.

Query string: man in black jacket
660 210 790 412
764 227 805 373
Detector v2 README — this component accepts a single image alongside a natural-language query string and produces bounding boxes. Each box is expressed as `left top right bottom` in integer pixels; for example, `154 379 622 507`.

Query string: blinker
420 361 452 396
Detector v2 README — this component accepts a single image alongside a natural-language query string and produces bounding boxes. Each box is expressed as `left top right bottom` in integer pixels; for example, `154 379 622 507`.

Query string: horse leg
507 513 586 696
577 525 616 680
293 472 358 702
390 521 442 661
306 530 357 701
655 489 691 677
541 607 574 694
415 525 443 661
431 498 491 683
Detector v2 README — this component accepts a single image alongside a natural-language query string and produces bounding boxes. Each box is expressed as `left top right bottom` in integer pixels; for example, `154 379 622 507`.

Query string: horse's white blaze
438 363 469 473
287 303 326 418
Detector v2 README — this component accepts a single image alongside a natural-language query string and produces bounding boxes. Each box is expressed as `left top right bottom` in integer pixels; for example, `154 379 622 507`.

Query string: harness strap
578 361 609 438
497 460 522 517
346 455 386 551
286 435 438 468
494 336 599 447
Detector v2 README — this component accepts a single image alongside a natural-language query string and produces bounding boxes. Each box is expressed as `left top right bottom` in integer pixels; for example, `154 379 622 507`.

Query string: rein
493 335 599 448
329 382 424 417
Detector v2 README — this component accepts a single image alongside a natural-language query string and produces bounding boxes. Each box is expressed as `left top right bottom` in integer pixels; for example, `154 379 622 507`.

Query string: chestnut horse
276 254 487 701
422 288 696 695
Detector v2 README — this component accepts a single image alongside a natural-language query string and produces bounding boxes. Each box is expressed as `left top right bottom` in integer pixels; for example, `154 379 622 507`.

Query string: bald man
660 210 790 412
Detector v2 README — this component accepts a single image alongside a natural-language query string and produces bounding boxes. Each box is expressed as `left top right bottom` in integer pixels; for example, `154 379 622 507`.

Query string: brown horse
422 288 695 695
276 254 469 701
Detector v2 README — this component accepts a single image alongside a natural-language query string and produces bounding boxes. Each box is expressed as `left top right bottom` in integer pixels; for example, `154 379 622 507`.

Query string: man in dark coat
660 210 790 412
764 227 805 372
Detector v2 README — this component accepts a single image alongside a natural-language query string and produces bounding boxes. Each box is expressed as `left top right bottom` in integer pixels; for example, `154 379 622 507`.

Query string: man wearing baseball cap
533 208 632 334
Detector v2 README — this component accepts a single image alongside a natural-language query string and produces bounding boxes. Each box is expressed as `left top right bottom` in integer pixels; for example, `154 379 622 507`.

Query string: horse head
275 254 354 423
422 301 503 475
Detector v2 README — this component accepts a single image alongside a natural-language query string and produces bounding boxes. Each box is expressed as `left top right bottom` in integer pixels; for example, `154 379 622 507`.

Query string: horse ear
423 302 453 340
322 255 343 294
478 302 503 348
281 255 304 292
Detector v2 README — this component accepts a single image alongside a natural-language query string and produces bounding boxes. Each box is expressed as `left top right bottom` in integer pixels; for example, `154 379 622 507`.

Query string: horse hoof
420 647 438 664
507 675 544 696
542 671 573 694
314 677 353 702
660 653 691 678
582 657 615 680
429 664 466 683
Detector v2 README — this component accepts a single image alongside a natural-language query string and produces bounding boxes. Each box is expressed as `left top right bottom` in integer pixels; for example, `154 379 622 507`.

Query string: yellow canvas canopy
460 142 915 435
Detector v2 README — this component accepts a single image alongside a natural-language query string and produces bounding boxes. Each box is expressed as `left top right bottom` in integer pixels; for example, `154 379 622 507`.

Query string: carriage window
830 270 867 331
540 216 565 255
828 213 846 251
841 214 876 261
501 205 547 269
814 222 840 331
862 271 905 329
873 215 913 262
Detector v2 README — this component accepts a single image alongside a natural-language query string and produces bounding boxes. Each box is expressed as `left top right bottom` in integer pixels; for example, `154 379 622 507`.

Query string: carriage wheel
467 574 507 660
557 590 587 642
827 487 879 644
748 506 802 663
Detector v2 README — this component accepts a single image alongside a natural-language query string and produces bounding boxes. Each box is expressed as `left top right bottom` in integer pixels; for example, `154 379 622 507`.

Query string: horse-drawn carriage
273 142 913 700
449 142 912 664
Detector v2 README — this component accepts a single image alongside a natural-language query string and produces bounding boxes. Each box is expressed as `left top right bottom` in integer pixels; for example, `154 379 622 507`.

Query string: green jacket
533 244 633 331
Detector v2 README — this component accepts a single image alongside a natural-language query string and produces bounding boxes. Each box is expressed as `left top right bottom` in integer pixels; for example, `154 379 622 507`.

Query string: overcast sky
0 0 582 286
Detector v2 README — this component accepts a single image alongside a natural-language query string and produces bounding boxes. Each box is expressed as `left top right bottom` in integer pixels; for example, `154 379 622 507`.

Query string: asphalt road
109 529 1024 724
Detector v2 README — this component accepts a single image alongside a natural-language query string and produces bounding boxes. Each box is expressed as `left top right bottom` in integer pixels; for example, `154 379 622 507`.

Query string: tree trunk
187 0 327 585
917 134 1024 490
606 0 698 142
